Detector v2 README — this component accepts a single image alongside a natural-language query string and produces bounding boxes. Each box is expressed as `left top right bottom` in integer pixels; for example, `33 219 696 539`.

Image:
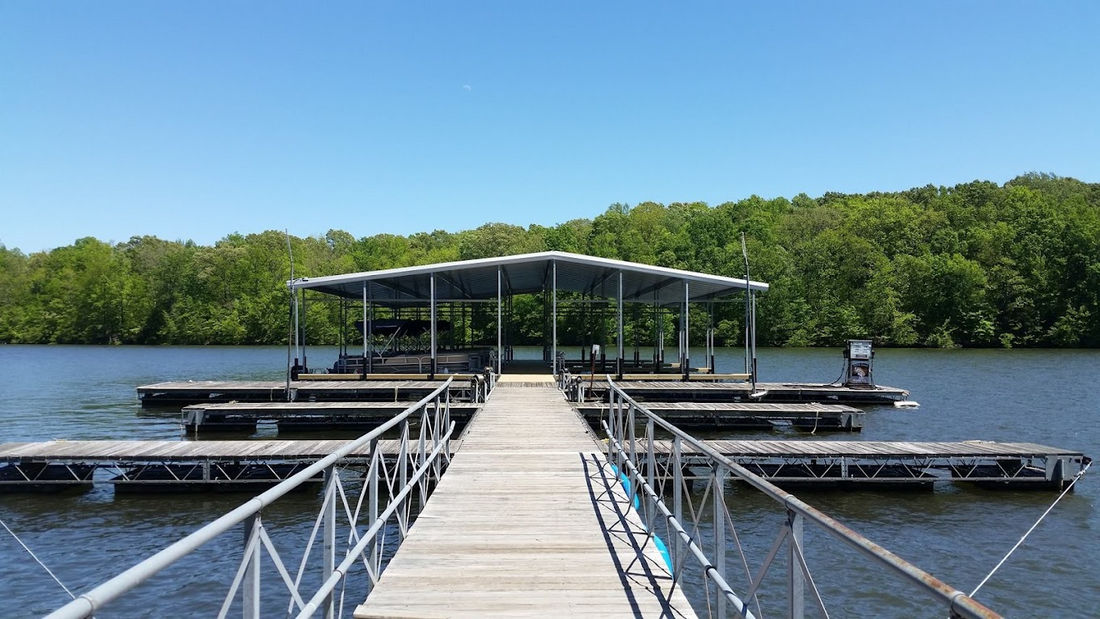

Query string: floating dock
1 437 1083 492
0 439 457 491
575 379 909 404
575 401 864 431
137 377 488 407
657 439 1087 490
181 401 482 433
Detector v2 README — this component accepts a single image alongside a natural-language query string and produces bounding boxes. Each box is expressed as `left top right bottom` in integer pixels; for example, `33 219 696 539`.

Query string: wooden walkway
354 384 695 618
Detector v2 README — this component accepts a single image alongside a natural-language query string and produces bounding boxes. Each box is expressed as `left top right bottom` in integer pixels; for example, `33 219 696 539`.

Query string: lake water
0 345 1096 617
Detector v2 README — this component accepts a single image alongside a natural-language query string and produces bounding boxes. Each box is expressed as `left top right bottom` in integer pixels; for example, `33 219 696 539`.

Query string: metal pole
672 435 683 584
293 287 300 364
683 281 690 381
789 509 805 619
676 306 682 374
497 267 502 375
369 438 380 571
286 294 293 396
367 283 371 378
243 517 260 619
714 465 726 618
742 232 754 387
752 292 759 386
429 273 437 378
368 299 375 374
301 289 307 372
552 261 558 376
708 302 715 373
323 465 336 619
645 418 655 531
617 271 624 379
657 299 664 373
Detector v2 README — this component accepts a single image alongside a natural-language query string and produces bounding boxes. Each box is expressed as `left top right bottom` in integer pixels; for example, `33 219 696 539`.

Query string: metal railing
603 377 1000 619
48 377 456 619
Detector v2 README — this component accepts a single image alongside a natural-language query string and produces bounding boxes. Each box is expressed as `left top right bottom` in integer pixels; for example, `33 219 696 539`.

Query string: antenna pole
741 233 757 391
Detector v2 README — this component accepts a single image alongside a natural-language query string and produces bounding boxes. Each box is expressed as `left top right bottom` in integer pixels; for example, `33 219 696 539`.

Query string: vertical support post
676 306 682 372
627 403 636 485
243 517 260 619
656 299 664 373
751 291 759 386
672 435 683 583
323 465 336 619
301 289 308 372
552 261 558 376
708 302 715 374
369 438 380 571
496 267 503 375
788 509 805 619
713 465 726 618
429 273 437 378
613 391 624 474
398 424 409 536
617 271 624 379
645 417 655 531
293 286 300 363
418 409 428 506
367 281 376 376
682 281 690 381
606 389 615 461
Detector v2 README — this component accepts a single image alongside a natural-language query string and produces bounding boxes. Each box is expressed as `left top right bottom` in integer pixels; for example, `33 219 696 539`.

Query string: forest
1 173 1097 349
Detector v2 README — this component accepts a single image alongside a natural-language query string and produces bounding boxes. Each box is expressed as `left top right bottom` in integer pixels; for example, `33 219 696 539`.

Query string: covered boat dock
287 250 769 380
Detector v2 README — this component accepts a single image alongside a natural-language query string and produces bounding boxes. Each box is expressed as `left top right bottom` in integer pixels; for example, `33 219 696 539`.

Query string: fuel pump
843 339 874 387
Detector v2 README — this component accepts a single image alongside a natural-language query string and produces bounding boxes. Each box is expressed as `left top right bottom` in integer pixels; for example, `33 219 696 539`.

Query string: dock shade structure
287 251 769 379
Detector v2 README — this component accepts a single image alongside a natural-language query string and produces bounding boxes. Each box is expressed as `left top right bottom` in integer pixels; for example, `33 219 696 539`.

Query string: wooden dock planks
0 438 1076 466
181 401 482 429
665 439 1080 458
354 384 695 618
136 379 465 406
576 401 865 431
584 380 911 403
0 439 427 461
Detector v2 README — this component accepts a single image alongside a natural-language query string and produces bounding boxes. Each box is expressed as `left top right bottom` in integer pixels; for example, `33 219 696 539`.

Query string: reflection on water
0 345 1097 617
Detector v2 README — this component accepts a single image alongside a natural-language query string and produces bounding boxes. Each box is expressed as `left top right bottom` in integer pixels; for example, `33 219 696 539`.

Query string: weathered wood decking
354 383 695 618
575 401 864 431
0 440 459 488
181 401 481 432
0 439 419 461
583 380 910 404
136 378 482 406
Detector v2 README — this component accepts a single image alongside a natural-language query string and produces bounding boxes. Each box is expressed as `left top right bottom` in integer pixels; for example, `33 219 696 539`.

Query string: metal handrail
604 377 999 619
48 377 456 619
602 423 755 618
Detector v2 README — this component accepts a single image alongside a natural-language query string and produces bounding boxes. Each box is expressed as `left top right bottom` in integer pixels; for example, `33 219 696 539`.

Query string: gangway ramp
354 383 695 617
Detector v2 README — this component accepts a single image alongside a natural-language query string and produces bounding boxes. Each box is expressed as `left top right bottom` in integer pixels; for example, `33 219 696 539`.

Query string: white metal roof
288 251 768 304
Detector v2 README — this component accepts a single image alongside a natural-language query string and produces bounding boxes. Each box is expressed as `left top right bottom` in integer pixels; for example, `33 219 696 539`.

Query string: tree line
1 173 1097 348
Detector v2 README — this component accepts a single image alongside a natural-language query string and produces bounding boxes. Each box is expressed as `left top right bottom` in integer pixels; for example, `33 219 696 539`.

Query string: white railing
603 377 1000 619
49 377 456 619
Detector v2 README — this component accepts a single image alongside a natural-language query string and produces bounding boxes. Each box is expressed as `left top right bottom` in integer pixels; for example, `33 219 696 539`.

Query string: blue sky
2 1 1097 253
